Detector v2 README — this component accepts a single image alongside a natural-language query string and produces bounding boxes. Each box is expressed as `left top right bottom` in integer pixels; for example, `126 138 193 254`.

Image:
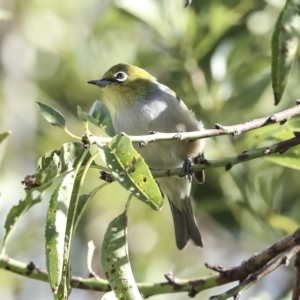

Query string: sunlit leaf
97 135 163 211
45 171 75 294
37 102 66 129
101 210 142 300
271 0 300 105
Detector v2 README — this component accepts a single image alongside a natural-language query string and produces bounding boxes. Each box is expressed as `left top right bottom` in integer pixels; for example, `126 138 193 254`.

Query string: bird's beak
87 79 112 87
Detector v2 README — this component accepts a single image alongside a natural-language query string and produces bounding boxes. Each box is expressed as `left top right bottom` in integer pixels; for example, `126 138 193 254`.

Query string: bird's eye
114 71 127 82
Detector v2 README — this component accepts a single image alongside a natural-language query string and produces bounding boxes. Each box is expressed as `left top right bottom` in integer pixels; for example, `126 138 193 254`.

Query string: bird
88 63 205 250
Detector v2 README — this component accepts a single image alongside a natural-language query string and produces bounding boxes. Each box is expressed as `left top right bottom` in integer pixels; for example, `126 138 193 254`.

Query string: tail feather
168 197 203 250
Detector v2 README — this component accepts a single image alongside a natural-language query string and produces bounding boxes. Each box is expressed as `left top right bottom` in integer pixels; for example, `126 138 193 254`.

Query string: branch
1 228 300 298
151 132 300 178
293 251 300 300
96 101 300 145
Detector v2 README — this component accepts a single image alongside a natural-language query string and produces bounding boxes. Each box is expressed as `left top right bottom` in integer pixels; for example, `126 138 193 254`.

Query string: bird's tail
168 197 203 250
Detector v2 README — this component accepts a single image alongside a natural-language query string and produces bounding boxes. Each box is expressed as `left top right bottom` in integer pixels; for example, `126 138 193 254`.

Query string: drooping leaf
77 101 115 136
0 131 11 145
101 210 142 300
1 183 51 255
271 0 300 105
45 171 75 294
97 135 163 211
37 102 66 129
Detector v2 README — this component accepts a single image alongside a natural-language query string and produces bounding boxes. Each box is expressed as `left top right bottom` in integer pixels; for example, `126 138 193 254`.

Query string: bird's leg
183 157 193 182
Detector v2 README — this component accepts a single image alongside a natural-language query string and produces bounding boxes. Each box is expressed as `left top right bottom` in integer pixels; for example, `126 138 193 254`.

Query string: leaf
271 0 300 105
1 184 51 255
101 210 142 300
97 135 163 211
23 142 90 189
37 102 66 128
45 147 88 297
77 101 115 136
0 131 11 145
45 171 76 294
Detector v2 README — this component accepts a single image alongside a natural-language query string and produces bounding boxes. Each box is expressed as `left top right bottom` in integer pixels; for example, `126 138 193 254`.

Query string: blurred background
1 0 300 299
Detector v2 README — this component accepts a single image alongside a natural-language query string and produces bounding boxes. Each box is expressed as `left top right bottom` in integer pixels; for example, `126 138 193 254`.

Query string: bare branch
96 102 300 145
1 228 300 297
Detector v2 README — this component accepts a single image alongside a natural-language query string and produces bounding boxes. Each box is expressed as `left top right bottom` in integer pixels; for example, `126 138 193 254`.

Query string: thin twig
210 243 300 300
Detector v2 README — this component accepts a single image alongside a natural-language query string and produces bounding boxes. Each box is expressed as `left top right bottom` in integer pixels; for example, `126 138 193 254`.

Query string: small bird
88 63 205 250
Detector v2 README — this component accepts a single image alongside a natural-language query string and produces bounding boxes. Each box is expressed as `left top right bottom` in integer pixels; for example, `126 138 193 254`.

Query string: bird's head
88 63 156 111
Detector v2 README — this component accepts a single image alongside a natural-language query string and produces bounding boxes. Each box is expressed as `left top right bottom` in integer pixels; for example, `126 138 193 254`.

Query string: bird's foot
183 157 193 182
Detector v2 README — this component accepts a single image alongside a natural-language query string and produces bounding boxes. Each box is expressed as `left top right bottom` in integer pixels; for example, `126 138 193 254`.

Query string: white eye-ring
114 71 128 82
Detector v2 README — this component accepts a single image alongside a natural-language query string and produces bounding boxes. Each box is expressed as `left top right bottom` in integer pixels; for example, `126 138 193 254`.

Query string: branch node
99 171 113 183
174 133 182 141
26 261 36 275
82 134 91 149
149 130 157 135
164 272 182 290
165 169 171 177
232 131 240 139
139 141 147 148
214 123 226 131
279 119 287 125
264 147 271 155
225 163 232 171
293 131 300 137
282 255 290 266
238 152 249 160
268 115 277 123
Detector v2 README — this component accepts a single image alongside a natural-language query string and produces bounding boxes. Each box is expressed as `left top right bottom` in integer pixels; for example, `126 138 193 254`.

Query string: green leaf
45 147 88 297
37 102 66 129
23 142 90 189
271 0 300 105
45 171 76 294
1 183 51 255
0 131 11 145
77 101 115 136
97 135 163 211
101 210 142 300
